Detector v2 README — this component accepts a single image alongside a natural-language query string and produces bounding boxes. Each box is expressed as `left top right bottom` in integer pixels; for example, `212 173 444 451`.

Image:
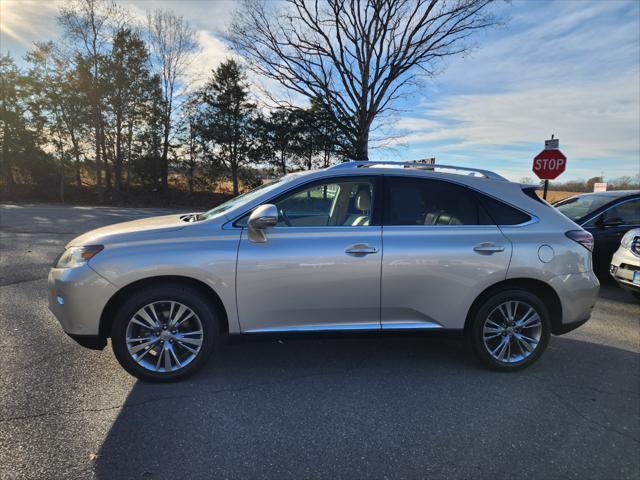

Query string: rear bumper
554 317 590 335
549 271 599 335
67 334 107 350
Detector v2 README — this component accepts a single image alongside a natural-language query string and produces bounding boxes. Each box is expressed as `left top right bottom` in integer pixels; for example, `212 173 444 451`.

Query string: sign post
532 135 567 200
543 175 550 200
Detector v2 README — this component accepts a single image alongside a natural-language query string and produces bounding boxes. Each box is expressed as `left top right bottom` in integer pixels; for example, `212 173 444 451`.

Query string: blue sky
1 0 639 182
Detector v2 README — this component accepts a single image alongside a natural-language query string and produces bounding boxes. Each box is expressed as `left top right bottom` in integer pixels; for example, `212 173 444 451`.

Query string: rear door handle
345 244 379 255
473 243 505 254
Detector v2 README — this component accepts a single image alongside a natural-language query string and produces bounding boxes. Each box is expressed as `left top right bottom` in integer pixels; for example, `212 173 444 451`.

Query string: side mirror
247 204 278 243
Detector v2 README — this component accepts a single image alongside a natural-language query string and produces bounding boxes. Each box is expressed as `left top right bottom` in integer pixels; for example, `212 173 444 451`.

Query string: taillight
566 230 594 251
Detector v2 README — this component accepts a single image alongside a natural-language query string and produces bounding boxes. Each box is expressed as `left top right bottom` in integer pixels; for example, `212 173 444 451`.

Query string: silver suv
48 162 600 381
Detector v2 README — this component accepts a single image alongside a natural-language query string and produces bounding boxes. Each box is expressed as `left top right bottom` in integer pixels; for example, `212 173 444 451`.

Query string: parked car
610 228 640 299
48 162 600 381
554 191 640 277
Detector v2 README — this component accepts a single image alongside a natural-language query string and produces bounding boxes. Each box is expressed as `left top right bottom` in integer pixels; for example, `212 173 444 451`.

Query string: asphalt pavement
1 203 638 479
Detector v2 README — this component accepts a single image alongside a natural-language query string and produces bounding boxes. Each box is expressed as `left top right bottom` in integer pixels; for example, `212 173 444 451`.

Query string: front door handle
345 244 379 255
473 243 505 254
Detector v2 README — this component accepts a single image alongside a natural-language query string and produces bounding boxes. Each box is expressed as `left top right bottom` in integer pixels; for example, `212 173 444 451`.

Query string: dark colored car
555 190 640 277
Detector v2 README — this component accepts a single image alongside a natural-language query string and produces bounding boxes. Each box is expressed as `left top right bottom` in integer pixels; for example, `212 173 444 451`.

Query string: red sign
533 149 567 180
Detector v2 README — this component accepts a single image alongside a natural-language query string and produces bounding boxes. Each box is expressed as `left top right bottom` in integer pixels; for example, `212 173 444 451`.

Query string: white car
610 229 640 299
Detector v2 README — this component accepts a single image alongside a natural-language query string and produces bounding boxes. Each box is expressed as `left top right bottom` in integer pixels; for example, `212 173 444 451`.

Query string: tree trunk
155 144 162 191
91 33 103 201
125 119 133 192
94 119 102 188
100 124 112 191
68 129 82 188
188 130 195 195
114 110 123 192
161 116 170 192
58 140 65 203
354 126 369 161
1 122 14 188
231 163 239 195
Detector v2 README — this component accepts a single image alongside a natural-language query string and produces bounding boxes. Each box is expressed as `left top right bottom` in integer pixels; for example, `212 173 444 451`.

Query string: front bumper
48 264 118 344
610 247 640 293
548 271 600 335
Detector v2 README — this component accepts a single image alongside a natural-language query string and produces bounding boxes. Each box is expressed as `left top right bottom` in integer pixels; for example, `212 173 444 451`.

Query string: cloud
382 72 640 180
0 0 61 53
374 0 640 181
399 73 638 153
183 29 233 89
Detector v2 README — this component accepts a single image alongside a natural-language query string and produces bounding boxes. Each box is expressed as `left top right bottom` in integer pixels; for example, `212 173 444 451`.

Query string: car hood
67 214 190 247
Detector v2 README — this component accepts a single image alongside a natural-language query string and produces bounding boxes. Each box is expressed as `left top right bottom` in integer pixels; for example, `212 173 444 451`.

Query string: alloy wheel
125 300 204 373
482 300 542 364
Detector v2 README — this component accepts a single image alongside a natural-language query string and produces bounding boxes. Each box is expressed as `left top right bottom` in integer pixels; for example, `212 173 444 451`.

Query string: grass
535 190 579 203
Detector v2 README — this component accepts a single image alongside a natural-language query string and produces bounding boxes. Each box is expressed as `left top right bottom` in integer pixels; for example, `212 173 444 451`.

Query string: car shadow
94 335 639 479
598 283 639 303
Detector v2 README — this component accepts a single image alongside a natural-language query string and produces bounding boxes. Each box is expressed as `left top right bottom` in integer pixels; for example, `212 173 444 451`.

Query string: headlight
55 245 104 268
621 231 636 250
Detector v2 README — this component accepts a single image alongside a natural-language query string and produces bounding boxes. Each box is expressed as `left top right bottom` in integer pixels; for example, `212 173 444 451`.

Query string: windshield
555 194 612 222
197 177 291 221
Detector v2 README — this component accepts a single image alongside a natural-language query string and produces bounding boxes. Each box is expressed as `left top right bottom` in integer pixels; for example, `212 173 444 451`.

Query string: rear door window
384 176 531 227
385 177 482 226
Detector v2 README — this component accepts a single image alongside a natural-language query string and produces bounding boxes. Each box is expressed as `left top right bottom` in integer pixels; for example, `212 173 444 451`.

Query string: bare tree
146 10 198 192
229 0 498 160
58 0 122 196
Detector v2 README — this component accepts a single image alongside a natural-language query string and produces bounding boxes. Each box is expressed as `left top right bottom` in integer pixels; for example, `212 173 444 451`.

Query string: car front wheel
469 289 551 371
111 284 219 382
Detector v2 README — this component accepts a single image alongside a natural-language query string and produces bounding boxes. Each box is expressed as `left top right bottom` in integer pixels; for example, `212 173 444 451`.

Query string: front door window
275 179 376 227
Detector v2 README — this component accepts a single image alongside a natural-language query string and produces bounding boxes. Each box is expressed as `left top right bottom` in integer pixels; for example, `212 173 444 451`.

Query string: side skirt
227 328 464 344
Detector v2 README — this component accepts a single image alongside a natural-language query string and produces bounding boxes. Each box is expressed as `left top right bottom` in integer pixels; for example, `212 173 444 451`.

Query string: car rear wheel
469 289 550 371
111 284 219 382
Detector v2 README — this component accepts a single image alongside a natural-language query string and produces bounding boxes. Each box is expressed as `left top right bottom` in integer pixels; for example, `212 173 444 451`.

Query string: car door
381 176 513 330
236 176 382 333
584 197 640 273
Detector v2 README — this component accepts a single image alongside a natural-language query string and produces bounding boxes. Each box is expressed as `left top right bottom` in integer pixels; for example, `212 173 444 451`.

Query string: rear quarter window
475 193 532 225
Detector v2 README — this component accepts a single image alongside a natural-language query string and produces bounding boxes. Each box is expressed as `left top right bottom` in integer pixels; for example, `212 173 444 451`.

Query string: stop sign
533 149 567 180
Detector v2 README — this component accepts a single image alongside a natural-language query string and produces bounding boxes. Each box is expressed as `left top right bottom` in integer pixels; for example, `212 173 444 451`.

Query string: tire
469 288 551 372
111 283 219 382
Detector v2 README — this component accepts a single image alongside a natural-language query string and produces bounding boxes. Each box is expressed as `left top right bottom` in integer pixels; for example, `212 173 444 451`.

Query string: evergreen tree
255 108 303 176
0 54 54 189
196 59 257 195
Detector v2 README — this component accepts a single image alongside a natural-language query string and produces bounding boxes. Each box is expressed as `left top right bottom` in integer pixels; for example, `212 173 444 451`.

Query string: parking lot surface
1 203 638 479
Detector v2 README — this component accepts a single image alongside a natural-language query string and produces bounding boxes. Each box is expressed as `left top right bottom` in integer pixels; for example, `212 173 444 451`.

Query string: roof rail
328 160 507 181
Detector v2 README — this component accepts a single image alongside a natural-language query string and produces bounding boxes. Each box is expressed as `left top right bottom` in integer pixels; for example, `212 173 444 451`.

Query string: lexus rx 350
48 162 600 381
